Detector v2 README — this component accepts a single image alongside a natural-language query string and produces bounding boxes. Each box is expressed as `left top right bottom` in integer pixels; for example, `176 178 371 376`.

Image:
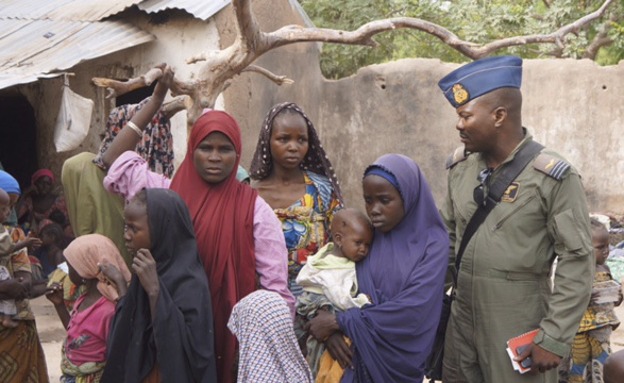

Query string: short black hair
40 222 67 248
331 208 373 236
132 189 148 207
49 210 67 227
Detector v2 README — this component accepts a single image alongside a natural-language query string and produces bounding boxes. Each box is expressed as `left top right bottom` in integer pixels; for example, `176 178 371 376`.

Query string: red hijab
169 110 257 383
32 168 55 185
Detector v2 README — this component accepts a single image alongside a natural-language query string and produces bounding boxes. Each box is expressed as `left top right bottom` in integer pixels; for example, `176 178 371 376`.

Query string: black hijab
102 188 217 383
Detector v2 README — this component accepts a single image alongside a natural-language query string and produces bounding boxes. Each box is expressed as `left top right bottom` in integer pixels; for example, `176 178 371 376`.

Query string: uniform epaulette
533 153 571 180
445 146 468 169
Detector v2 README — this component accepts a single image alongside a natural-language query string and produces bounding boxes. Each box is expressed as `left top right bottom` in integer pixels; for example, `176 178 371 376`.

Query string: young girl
228 290 313 383
101 189 217 383
559 219 622 383
46 233 130 383
306 154 449 382
250 102 343 297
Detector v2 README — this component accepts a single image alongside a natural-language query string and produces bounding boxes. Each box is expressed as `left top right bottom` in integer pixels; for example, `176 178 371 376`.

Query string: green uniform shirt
441 133 593 383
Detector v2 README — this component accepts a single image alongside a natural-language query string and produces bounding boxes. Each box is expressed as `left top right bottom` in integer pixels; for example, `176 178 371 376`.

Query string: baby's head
123 189 151 256
590 218 609 266
331 208 374 263
39 222 66 249
0 188 10 224
604 349 624 383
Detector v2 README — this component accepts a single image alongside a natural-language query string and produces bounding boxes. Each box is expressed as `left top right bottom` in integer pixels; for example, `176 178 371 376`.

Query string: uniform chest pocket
490 191 540 231
452 198 475 228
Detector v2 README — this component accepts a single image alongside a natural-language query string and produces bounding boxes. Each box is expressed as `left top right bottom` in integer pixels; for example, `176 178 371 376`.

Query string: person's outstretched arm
45 283 70 329
100 65 174 169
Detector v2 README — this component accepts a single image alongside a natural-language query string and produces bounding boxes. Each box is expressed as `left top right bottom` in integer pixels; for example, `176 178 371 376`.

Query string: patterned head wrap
228 290 313 383
249 102 342 200
93 98 175 177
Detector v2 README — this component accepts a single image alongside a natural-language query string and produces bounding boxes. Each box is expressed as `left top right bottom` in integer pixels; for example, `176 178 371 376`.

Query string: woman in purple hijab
307 154 449 382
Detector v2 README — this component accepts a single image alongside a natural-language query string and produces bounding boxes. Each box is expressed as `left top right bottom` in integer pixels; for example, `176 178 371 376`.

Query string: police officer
438 56 593 383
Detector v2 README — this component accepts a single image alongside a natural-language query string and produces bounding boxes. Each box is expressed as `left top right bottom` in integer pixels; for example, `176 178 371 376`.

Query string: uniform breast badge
452 83 469 105
501 182 519 203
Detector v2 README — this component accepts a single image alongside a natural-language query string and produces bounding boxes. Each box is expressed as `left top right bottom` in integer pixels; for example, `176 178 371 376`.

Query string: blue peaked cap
438 56 523 108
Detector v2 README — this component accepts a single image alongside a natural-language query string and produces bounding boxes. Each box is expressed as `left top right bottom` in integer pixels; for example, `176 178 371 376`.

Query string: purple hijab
337 154 449 382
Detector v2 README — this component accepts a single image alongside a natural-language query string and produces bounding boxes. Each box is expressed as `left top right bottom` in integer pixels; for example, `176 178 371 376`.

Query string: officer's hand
515 343 561 374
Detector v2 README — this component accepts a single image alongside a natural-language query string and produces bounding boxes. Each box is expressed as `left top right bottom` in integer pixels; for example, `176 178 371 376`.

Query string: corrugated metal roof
138 0 229 21
0 0 229 90
0 18 154 89
0 0 143 21
1 0 229 22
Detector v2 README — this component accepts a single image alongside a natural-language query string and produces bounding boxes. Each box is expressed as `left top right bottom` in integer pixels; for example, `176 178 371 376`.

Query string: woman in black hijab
101 188 217 383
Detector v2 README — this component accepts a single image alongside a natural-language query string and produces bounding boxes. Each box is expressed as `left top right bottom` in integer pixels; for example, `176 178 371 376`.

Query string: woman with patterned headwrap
92 98 175 178
250 102 343 297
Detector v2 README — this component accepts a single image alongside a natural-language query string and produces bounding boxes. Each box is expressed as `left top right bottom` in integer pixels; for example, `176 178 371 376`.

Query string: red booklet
506 329 540 374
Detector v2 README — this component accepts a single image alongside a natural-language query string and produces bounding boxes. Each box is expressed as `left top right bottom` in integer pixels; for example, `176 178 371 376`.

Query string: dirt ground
32 296 64 382
32 295 624 382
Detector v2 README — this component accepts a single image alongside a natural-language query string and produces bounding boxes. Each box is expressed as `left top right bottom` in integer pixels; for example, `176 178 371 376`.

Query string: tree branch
161 96 190 119
258 0 613 59
92 67 197 104
241 65 294 85
92 68 163 99
232 0 265 53
584 11 618 60
176 0 614 127
186 48 234 65
474 0 614 58
584 35 613 59
170 78 199 97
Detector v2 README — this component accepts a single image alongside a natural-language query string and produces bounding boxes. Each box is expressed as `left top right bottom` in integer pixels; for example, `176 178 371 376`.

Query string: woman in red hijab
99 71 294 383
17 168 71 237
168 112 294 383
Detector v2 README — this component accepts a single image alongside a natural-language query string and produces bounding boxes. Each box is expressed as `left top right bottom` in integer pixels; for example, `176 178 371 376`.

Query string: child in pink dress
46 234 130 383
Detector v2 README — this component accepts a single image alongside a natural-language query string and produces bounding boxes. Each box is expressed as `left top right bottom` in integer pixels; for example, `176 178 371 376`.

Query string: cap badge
452 83 469 105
